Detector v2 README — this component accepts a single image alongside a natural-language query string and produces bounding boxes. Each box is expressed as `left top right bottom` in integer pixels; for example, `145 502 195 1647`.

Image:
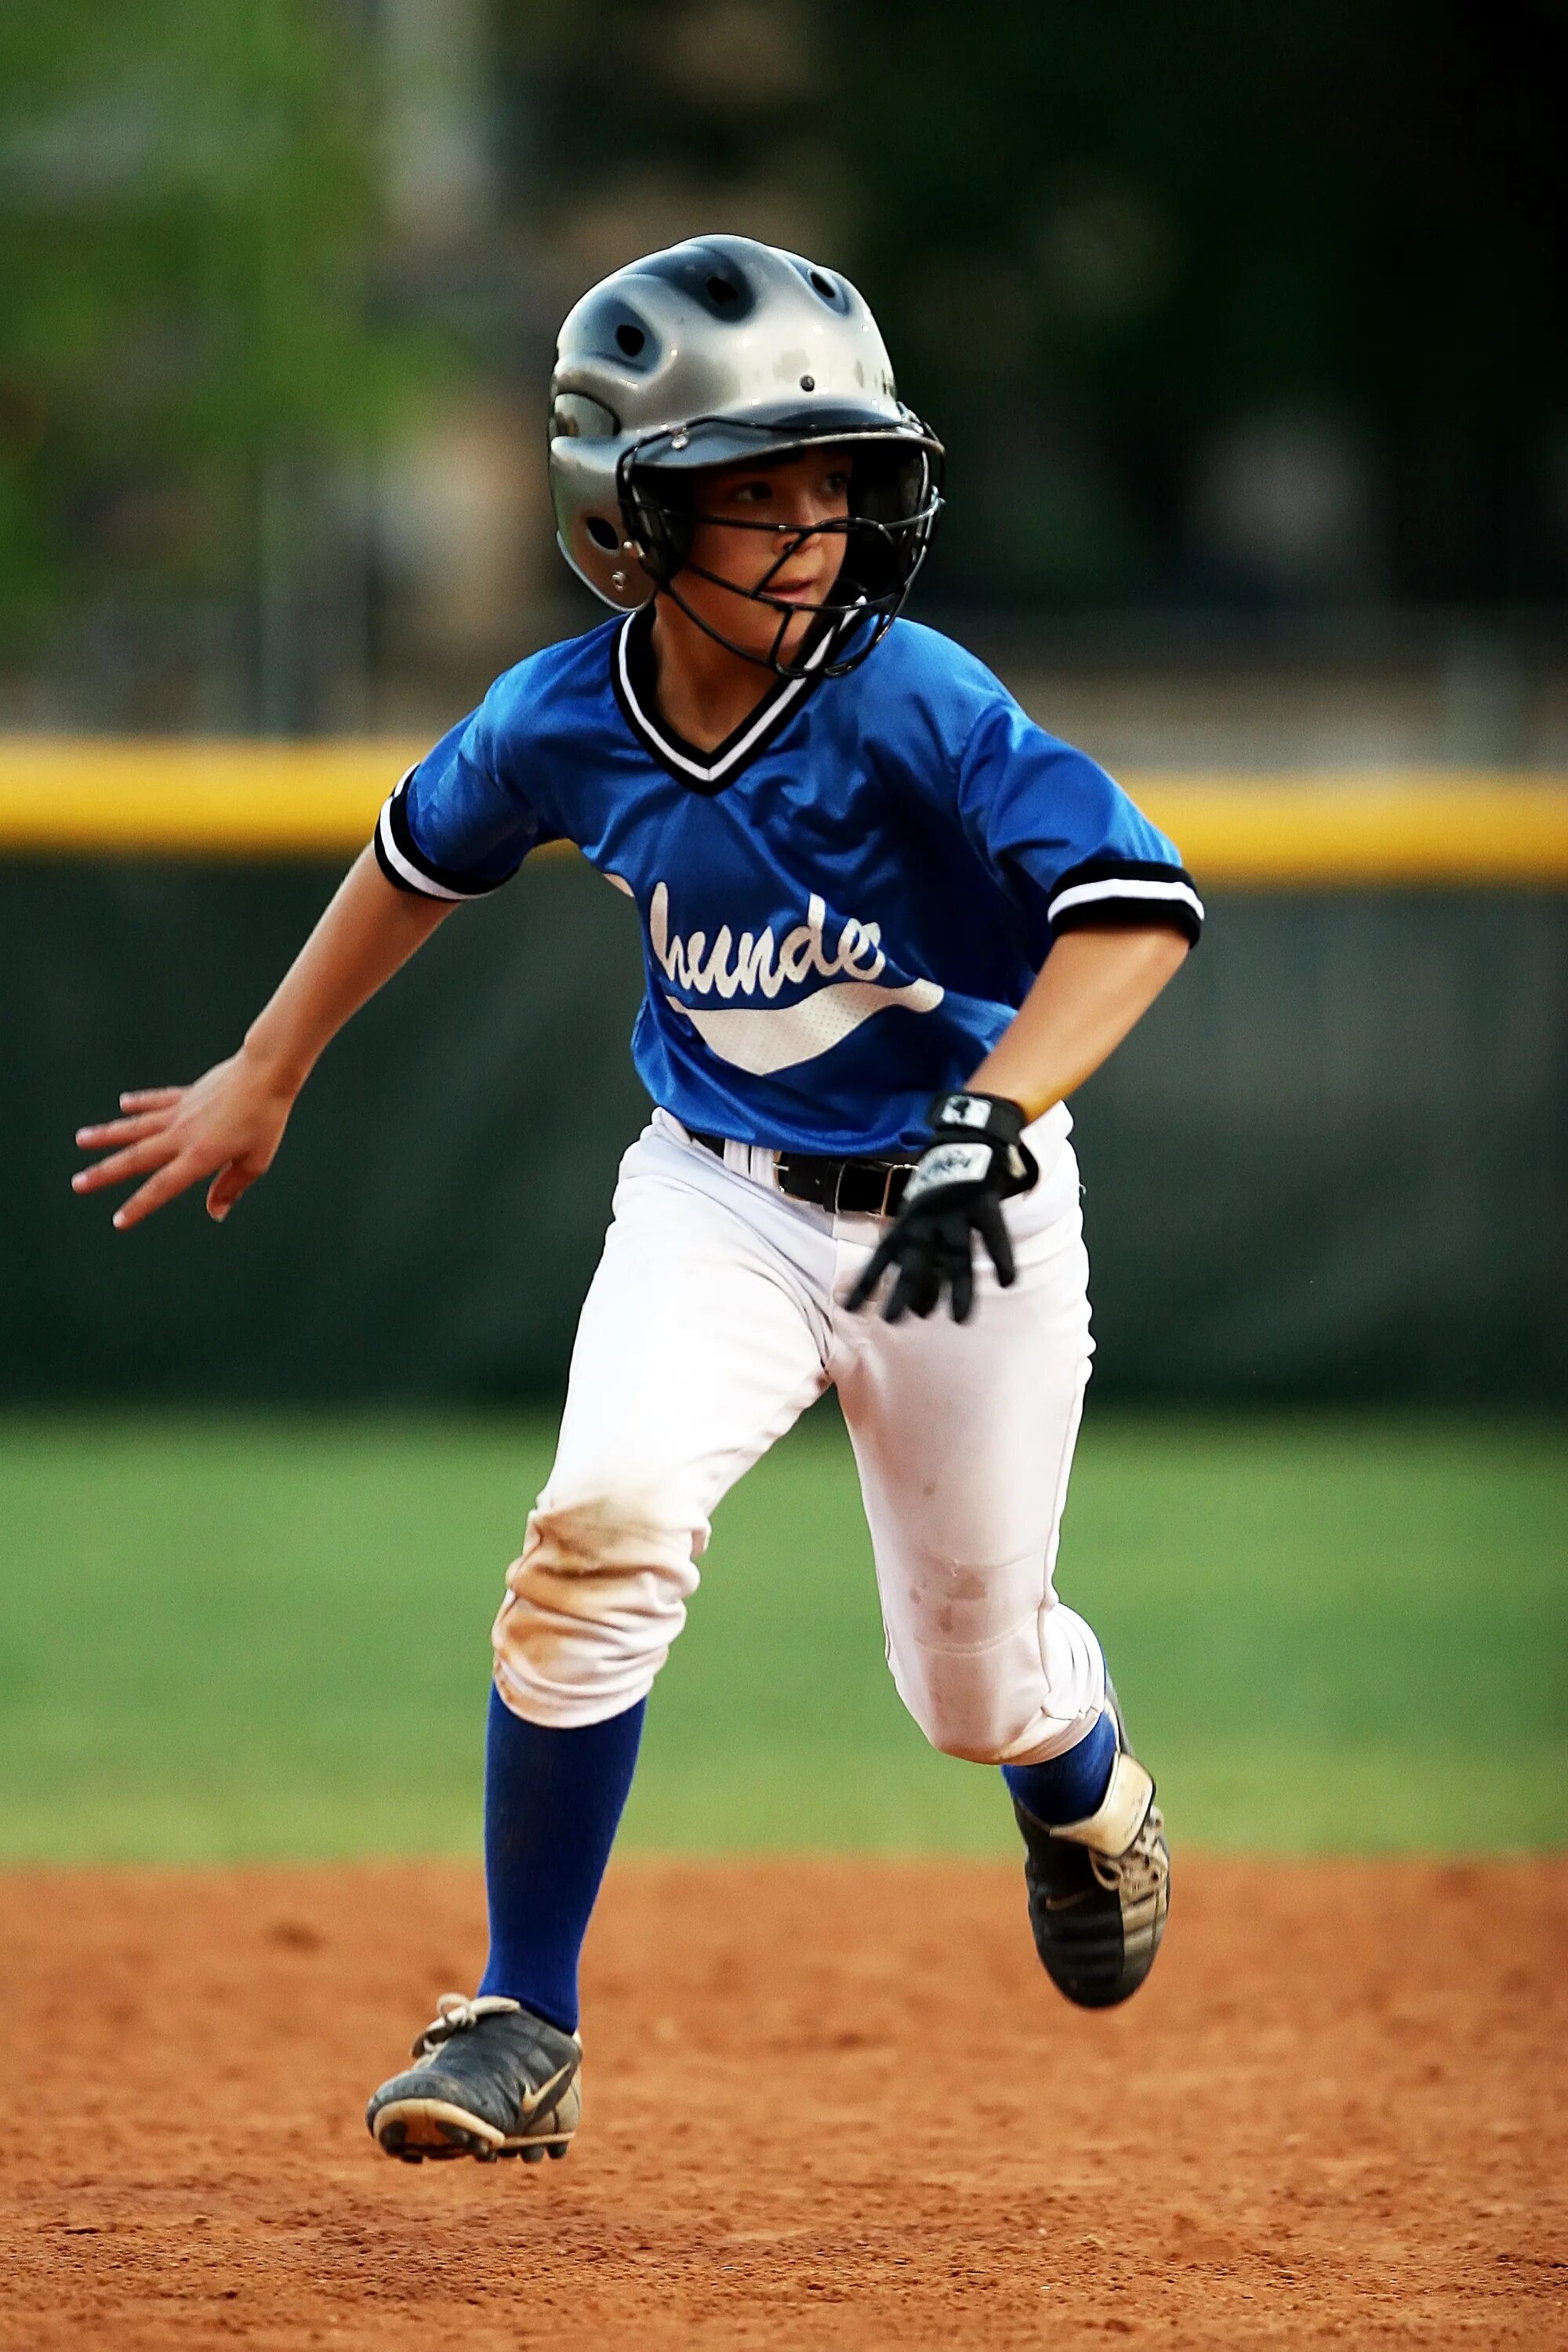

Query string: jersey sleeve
372 681 559 902
957 694 1204 949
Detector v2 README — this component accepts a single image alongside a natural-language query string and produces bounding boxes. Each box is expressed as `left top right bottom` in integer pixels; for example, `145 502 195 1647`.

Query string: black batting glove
845 1091 1040 1326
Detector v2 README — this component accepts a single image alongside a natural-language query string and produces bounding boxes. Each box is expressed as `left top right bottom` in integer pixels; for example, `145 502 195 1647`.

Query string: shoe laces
412 1991 520 2057
1087 1804 1167 1899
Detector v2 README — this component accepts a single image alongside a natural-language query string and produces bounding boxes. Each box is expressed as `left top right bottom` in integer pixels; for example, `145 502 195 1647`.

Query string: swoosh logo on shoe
516 2060 575 2122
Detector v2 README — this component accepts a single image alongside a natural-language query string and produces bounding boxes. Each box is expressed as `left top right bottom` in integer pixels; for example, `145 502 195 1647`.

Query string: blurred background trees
0 3 441 719
2 0 1564 741
834 0 1568 613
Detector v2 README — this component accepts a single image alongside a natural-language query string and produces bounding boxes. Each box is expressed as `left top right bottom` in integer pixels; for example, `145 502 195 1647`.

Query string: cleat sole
371 2093 574 2167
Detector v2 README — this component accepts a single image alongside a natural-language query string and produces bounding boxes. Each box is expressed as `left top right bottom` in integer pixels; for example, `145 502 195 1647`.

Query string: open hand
72 1049 297 1230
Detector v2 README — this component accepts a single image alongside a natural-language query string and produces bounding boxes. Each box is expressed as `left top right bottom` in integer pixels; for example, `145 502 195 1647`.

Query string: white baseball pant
492 1103 1105 1766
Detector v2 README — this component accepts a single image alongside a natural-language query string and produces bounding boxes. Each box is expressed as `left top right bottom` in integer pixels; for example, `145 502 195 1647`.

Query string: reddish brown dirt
0 1859 1563 2350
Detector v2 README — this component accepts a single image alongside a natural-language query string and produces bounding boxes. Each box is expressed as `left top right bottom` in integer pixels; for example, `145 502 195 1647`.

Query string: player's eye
729 479 773 506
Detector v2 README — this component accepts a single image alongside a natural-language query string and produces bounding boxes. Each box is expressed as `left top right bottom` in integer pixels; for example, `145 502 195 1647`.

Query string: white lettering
651 881 900 1004
778 893 829 985
776 924 815 985
731 930 782 998
648 883 679 985
837 916 886 982
694 926 736 996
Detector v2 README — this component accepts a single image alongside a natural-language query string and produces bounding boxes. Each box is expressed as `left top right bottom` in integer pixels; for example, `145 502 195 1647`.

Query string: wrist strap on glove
920 1090 1040 1199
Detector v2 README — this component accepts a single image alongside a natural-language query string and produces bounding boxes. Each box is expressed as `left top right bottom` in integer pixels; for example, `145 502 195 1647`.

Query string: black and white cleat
1011 1685 1171 2010
367 1993 582 2165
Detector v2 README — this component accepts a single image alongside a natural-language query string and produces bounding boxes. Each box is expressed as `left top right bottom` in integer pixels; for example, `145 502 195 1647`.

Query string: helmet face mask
619 430 944 680
549 235 944 679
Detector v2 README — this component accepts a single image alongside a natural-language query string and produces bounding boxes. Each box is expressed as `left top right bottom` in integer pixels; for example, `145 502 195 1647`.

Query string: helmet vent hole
585 516 619 550
615 322 646 358
809 270 837 299
706 274 740 307
551 392 619 441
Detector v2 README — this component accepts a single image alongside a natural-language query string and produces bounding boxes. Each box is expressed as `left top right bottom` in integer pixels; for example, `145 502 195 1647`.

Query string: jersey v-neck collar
612 604 833 795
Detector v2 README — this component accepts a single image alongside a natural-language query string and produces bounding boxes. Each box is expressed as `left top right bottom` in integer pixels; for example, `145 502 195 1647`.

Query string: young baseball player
74 238 1202 2166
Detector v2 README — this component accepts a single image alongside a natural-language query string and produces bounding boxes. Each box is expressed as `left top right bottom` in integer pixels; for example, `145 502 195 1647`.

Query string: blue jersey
374 612 1203 1156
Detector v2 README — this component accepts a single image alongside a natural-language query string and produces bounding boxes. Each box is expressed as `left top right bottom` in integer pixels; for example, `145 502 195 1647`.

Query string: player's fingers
844 1236 896 1313
205 1159 260 1221
111 1152 206 1230
975 1195 1015 1287
70 1133 180 1196
946 1220 975 1324
894 1250 942 1322
118 1087 183 1112
844 1267 880 1313
881 1243 926 1323
881 1264 913 1323
911 1267 943 1319
74 1111 170 1150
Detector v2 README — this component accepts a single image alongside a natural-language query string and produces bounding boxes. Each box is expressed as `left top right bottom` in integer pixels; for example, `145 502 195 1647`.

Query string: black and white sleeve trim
1046 857 1205 946
373 767 514 902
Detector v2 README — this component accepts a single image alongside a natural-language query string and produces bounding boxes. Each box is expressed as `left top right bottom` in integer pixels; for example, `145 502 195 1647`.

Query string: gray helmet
548 234 943 676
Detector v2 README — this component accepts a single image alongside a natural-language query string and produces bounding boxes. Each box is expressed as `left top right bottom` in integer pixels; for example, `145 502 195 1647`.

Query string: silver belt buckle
829 1160 901 1218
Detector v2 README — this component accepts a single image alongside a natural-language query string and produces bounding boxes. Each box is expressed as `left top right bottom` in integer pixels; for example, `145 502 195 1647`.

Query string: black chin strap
659 587 869 681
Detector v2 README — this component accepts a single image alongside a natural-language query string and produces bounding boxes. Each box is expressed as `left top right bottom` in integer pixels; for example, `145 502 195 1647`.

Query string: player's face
676 447 852 662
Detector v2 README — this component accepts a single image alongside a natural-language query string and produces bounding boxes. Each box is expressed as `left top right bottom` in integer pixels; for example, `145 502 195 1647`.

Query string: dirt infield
1 1858 1563 2350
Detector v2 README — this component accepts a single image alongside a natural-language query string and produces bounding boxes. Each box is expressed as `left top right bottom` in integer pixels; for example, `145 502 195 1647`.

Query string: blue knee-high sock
476 1684 644 2034
1003 1708 1116 1826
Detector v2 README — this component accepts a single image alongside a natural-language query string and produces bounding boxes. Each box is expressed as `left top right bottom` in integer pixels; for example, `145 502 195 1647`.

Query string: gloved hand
845 1091 1039 1325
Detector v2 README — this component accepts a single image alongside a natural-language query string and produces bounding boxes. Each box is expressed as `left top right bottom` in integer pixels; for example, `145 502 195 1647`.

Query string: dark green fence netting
5 859 1564 1405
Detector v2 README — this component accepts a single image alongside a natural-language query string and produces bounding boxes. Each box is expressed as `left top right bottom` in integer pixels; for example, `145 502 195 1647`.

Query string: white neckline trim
615 613 836 784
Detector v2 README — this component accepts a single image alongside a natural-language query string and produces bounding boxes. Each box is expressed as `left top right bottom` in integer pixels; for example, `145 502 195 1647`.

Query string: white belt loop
662 1112 782 1196
718 1137 775 1189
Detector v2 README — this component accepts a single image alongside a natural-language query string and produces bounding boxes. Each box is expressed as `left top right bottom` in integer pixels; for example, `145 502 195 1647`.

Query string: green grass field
0 1406 1562 1861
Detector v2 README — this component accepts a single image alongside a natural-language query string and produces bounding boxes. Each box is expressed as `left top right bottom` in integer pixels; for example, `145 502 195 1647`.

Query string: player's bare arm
72 844 453 1229
967 923 1189 1120
846 924 1188 1326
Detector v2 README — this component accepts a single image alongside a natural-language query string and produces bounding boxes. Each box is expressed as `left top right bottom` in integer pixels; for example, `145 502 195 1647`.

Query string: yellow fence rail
1 739 1566 884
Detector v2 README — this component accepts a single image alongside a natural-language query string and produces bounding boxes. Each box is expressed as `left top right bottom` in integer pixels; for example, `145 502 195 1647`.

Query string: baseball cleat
1011 1686 1170 2010
366 1992 582 2165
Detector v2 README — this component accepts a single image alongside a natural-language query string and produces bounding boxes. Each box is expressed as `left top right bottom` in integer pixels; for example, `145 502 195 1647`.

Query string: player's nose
777 495 837 543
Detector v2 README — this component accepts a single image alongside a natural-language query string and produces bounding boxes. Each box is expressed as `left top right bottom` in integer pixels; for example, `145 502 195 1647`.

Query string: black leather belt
688 1128 916 1218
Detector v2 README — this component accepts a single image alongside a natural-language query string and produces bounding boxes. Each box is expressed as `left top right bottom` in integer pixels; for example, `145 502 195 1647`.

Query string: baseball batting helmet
547 234 944 677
